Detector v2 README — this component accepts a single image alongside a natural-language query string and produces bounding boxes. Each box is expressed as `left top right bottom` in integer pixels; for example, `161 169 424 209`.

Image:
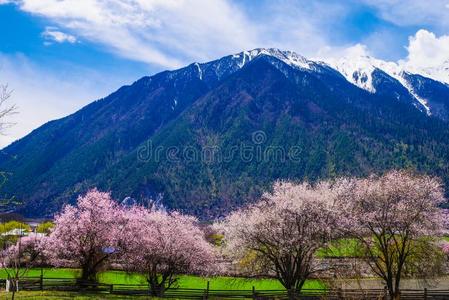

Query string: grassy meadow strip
0 268 325 290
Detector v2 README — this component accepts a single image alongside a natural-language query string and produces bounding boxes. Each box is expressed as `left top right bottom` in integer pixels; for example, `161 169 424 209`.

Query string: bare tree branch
0 83 19 213
0 84 17 136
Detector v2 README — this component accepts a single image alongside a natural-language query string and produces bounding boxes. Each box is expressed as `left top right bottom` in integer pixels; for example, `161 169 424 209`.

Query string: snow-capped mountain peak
231 48 314 70
325 54 401 93
191 48 316 84
323 54 433 114
190 48 449 118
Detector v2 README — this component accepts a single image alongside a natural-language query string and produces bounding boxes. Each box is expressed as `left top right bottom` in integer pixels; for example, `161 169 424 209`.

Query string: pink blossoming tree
218 181 345 295
339 170 445 300
121 207 217 296
1 234 47 300
45 189 125 282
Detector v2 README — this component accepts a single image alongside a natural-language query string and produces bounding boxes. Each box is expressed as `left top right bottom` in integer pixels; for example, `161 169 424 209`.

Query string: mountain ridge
191 48 449 119
2 48 449 218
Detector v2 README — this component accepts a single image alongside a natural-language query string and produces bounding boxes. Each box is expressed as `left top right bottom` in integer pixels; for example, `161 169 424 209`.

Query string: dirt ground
338 277 449 291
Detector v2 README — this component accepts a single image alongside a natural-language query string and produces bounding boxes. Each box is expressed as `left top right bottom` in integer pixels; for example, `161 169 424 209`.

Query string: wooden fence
2 277 449 299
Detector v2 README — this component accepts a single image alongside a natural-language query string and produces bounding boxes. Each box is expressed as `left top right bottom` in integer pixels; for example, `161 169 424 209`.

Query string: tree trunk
392 290 401 300
386 278 401 300
387 288 401 300
10 280 18 300
80 265 88 280
283 277 307 300
286 283 300 300
78 265 98 288
287 288 297 300
148 276 165 297
296 280 305 293
81 266 97 282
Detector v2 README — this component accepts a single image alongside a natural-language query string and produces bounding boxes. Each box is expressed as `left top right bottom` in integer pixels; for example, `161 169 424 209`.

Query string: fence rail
2 277 449 299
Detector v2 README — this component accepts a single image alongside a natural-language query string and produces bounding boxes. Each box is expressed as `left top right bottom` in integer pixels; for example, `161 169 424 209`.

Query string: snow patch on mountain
194 62 203 80
325 54 400 93
399 75 431 115
324 53 432 114
404 60 449 86
190 47 446 116
193 48 318 82
232 48 314 70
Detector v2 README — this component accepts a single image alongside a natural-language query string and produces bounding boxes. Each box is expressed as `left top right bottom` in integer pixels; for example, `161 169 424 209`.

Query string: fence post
203 281 209 300
337 287 343 299
110 283 114 294
252 286 256 300
424 288 427 300
40 269 44 291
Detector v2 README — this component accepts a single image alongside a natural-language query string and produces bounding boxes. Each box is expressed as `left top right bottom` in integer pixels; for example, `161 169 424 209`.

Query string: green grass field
0 268 325 299
0 291 159 299
316 238 362 258
0 268 325 291
317 236 449 258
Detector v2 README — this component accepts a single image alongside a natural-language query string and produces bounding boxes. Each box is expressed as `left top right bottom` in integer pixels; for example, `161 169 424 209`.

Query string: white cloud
360 0 449 30
317 29 449 84
10 0 260 69
403 29 449 69
42 26 77 44
399 29 449 83
316 29 449 89
0 53 124 148
246 0 348 57
316 43 373 61
308 30 449 96
360 0 449 28
5 0 350 69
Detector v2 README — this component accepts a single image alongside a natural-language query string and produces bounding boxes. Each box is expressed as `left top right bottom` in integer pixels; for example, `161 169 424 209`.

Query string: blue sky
1 0 449 147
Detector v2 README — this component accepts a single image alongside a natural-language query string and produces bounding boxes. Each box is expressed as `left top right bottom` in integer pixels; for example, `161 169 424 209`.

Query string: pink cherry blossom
120 206 217 296
1 234 47 269
218 180 345 292
45 189 125 282
338 170 445 300
0 234 47 299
